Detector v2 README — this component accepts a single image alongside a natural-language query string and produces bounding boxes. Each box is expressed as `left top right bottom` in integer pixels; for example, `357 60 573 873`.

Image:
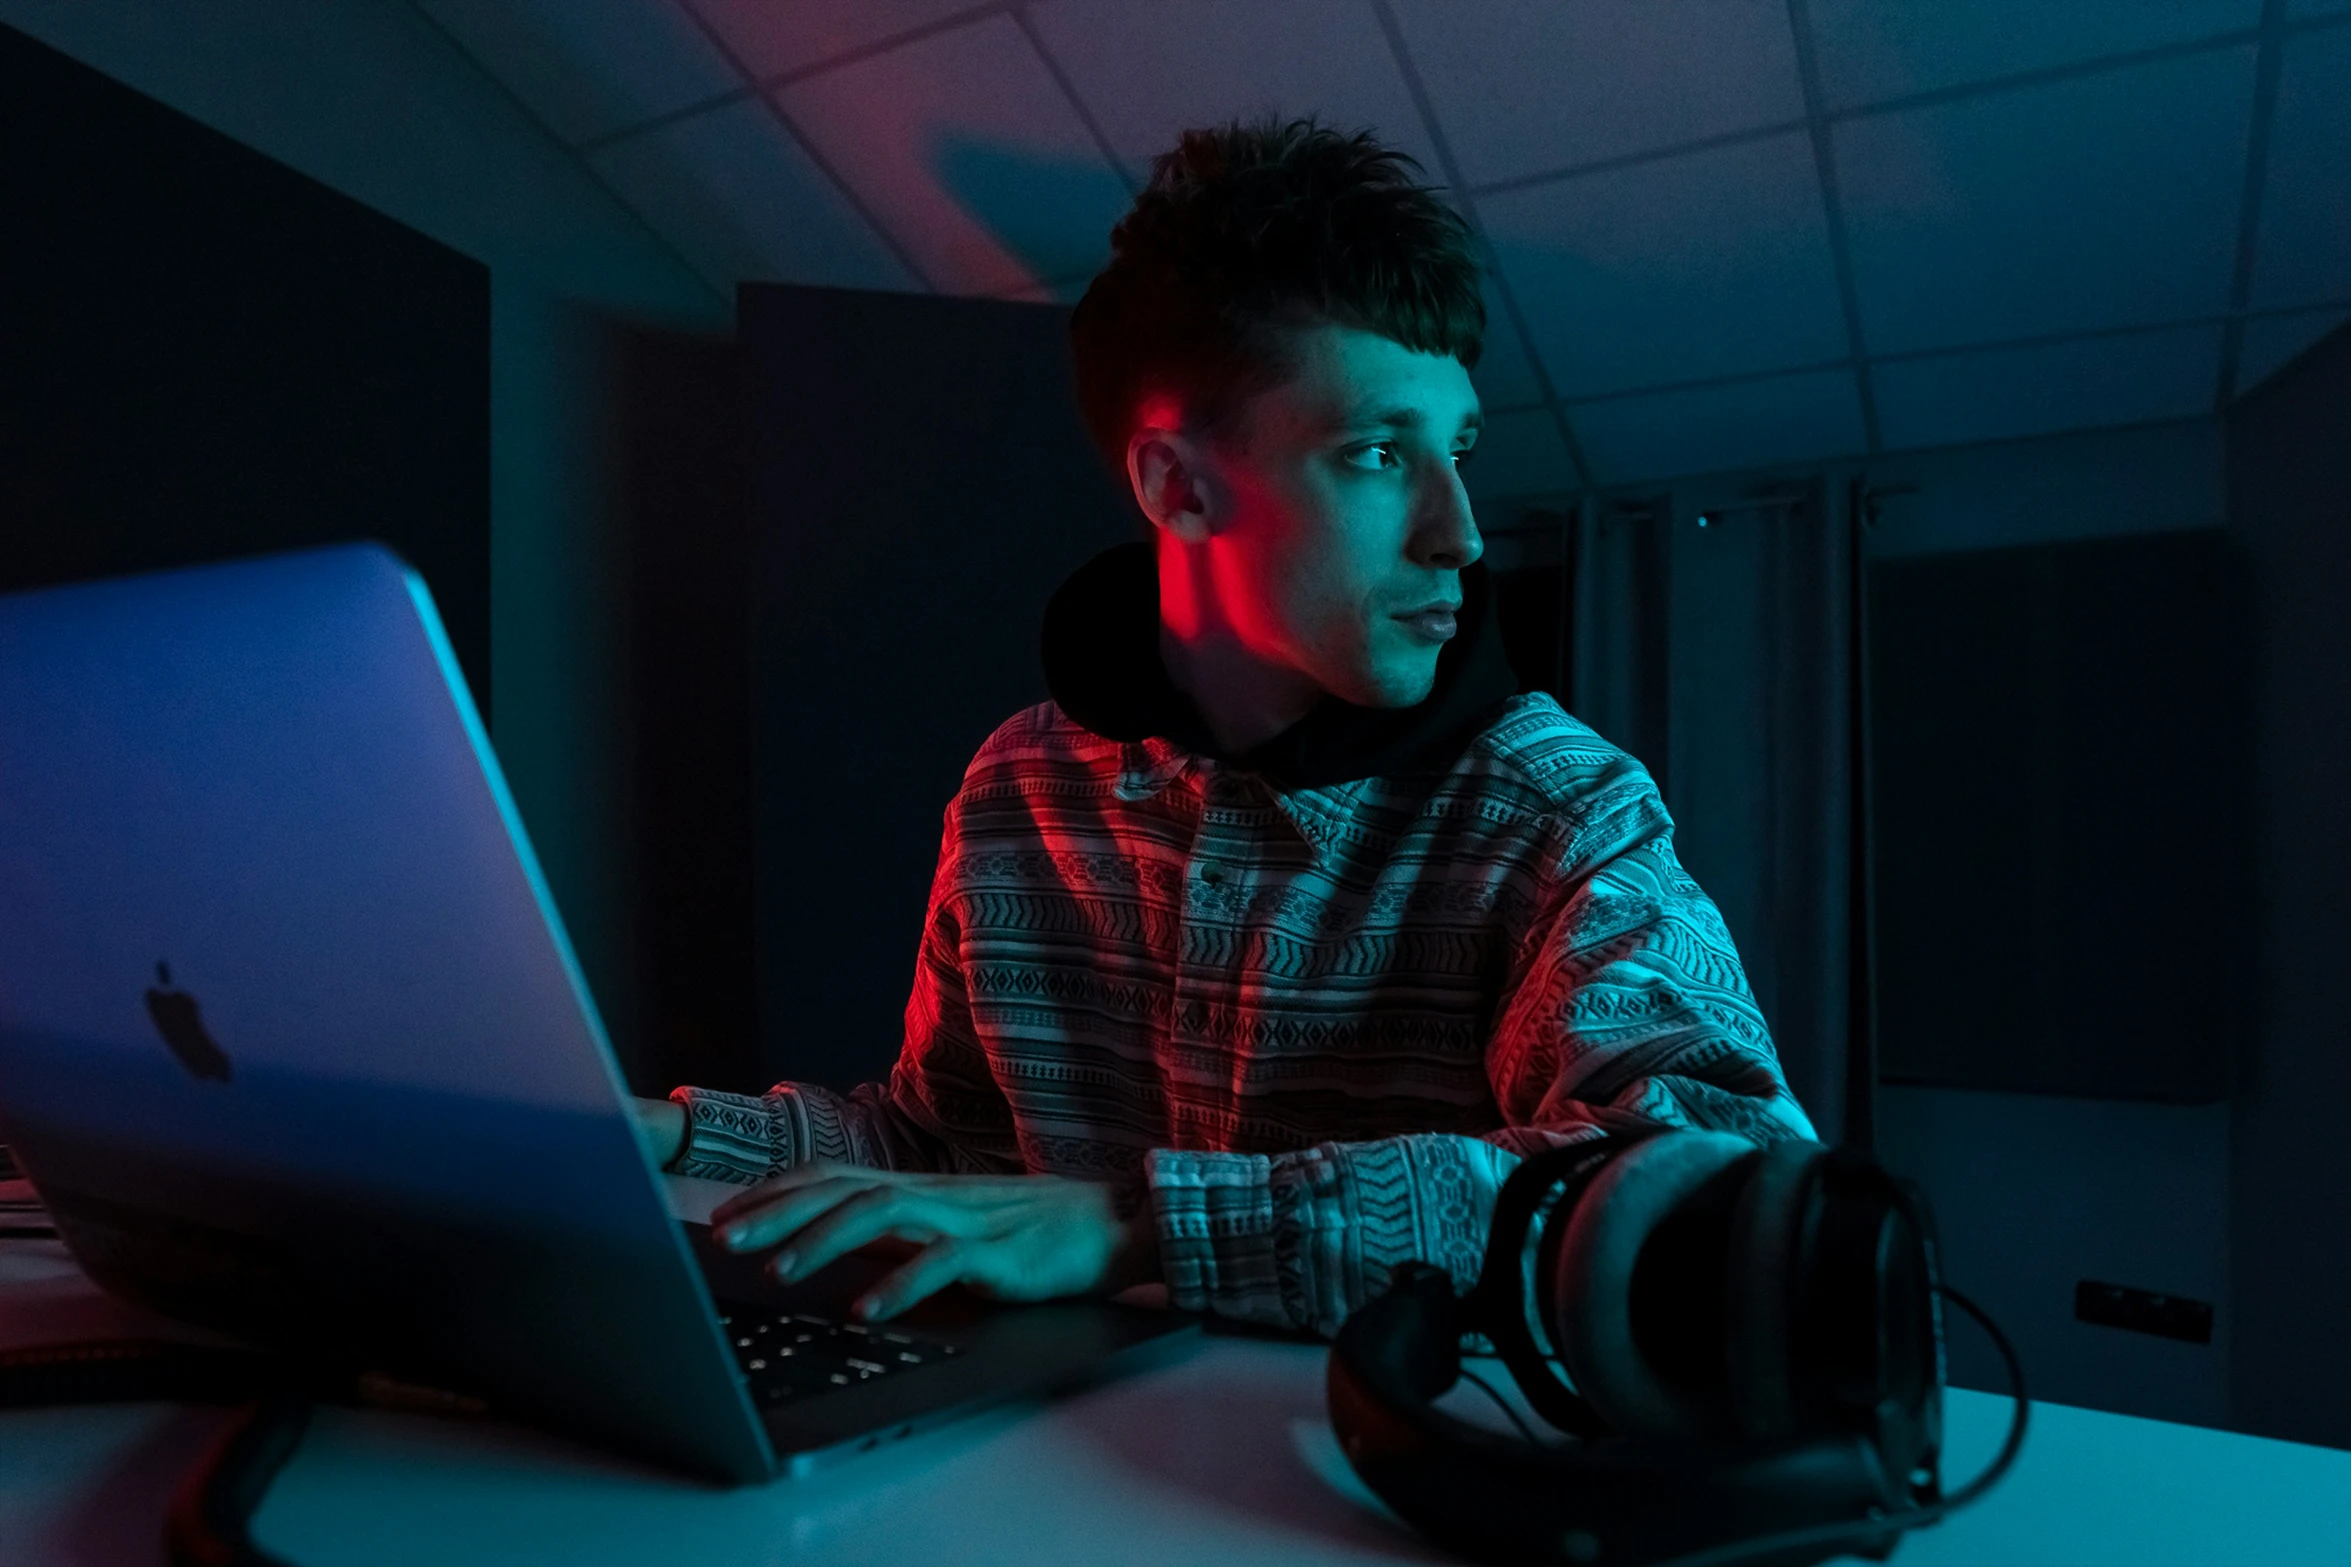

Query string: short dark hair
1069 117 1486 470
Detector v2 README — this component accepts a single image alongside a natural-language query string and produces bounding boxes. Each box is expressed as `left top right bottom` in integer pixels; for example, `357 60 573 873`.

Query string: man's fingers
713 1174 876 1254
710 1160 863 1229
773 1185 968 1283
856 1239 973 1323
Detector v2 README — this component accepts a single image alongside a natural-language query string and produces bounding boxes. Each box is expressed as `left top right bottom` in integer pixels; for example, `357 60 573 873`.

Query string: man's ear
1126 406 1217 544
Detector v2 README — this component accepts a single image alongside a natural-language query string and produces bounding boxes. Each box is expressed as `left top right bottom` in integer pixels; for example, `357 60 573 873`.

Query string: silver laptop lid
0 543 773 1482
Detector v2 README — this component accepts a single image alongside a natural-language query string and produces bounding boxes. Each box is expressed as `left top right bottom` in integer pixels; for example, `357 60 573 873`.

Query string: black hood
1039 541 1521 790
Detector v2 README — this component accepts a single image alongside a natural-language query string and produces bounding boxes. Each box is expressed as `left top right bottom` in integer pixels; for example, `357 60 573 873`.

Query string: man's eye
1345 443 1398 470
1452 446 1477 467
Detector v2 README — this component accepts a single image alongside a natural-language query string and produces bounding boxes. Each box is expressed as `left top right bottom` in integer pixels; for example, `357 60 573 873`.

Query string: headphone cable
1918 1284 2030 1509
1453 1364 1543 1444
165 1394 312 1567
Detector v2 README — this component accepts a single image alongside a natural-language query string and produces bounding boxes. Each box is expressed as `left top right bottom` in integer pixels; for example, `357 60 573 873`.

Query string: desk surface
4 1181 2346 1567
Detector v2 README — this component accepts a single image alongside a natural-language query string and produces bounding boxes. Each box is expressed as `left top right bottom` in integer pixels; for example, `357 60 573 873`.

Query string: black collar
1039 542 1521 790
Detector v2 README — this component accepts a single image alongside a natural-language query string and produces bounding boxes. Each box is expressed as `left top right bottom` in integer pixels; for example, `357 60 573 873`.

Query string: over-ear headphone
1326 1131 2027 1567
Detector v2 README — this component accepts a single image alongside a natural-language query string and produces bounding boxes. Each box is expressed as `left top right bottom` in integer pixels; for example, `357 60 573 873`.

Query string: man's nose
1409 460 1483 571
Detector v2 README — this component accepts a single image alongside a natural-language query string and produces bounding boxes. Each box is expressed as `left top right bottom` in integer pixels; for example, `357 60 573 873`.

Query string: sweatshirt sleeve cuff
667 1086 793 1184
1144 1147 1294 1330
1145 1135 1524 1339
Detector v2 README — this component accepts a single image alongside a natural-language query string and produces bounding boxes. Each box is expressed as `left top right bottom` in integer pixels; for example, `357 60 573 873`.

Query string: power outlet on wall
2074 1280 2215 1345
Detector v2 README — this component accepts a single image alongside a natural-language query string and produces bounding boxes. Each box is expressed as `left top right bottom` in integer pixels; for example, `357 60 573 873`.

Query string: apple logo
144 961 232 1082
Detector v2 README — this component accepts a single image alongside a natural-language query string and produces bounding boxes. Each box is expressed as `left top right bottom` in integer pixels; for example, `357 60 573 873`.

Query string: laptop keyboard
717 1304 959 1408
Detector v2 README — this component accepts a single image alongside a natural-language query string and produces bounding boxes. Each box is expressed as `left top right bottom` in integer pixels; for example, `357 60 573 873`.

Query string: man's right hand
631 1095 687 1169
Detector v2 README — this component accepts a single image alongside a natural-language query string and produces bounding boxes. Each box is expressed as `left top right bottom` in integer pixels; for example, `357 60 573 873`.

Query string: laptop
0 542 1197 1482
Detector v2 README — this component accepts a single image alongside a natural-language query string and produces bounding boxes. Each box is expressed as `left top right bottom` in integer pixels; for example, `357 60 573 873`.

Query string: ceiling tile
775 14 1132 295
414 0 742 146
1388 0 1804 189
1471 280 1548 411
1806 0 2259 112
1026 0 1439 185
585 97 920 295
1569 368 1866 486
2236 308 2350 393
1481 131 1849 398
1391 0 1796 191
1461 408 1576 502
1837 48 2254 356
686 0 983 81
2248 24 2351 310
1872 324 2222 449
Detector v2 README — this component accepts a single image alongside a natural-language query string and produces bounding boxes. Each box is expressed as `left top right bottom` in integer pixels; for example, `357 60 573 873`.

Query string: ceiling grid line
748 1 1019 93
1467 115 1811 203
2214 0 2294 407
577 2 1020 156
2239 293 2351 323
1481 293 2351 428
572 82 751 156
1007 4 1141 200
664 0 943 294
1566 357 1853 407
1873 308 2274 366
1365 0 1596 495
1824 22 2260 127
984 268 1103 302
1582 408 2226 498
397 0 730 312
1784 0 1881 453
1454 20 2281 219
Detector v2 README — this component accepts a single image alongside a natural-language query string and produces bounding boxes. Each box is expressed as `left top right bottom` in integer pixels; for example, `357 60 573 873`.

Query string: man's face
1173 323 1485 709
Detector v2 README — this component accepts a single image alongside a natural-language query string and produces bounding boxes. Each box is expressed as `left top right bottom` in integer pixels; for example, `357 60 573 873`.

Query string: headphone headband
1470 1133 1652 1438
1327 1133 1948 1566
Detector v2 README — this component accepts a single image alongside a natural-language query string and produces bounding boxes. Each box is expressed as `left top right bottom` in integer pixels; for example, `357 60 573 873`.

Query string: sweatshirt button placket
1194 767 1239 894
1172 771 1224 1080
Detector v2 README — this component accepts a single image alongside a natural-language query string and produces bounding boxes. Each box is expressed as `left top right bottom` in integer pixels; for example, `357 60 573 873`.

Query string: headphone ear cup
1548 1130 1757 1438
1725 1138 1825 1441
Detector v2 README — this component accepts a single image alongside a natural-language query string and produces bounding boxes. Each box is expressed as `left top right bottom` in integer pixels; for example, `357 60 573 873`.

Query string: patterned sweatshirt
666 545 1814 1337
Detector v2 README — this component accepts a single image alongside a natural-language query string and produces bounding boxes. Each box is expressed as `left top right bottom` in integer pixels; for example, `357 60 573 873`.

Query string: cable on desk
2 1335 500 1567
165 1395 312 1567
0 1339 319 1565
0 1338 298 1406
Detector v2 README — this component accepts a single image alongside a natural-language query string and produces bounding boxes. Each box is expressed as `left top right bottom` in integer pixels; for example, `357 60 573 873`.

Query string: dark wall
1845 423 2234 1430
2226 320 2351 1450
617 329 757 1097
1869 529 2241 1103
0 22 488 704
742 285 1132 1092
471 301 755 1098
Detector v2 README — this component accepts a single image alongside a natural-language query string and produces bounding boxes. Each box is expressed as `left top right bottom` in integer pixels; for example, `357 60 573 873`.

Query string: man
634 119 1813 1338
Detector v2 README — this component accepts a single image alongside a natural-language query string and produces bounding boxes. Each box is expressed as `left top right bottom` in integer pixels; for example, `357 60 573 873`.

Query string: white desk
4 1180 2347 1567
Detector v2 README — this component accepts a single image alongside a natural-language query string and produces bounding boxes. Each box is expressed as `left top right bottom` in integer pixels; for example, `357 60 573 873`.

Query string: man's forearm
1147 1133 1519 1338
631 1095 688 1169
661 1079 980 1182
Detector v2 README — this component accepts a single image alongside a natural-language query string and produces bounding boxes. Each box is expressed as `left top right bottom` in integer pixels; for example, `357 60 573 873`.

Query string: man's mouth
1395 604 1460 642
